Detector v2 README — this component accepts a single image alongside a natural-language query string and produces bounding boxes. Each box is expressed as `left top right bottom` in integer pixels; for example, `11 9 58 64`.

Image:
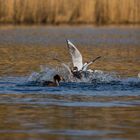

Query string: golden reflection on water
0 44 139 77
0 102 139 140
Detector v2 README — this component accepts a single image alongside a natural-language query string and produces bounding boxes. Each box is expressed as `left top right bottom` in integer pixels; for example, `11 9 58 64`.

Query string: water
0 26 140 140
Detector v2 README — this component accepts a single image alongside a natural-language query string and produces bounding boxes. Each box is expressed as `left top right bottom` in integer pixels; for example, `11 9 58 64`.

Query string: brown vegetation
0 0 140 25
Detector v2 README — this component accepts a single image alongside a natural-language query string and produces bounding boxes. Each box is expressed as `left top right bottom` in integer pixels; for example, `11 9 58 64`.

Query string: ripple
0 129 122 136
0 76 140 108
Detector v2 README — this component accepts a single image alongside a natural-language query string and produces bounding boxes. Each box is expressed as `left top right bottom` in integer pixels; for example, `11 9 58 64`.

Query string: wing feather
67 40 83 70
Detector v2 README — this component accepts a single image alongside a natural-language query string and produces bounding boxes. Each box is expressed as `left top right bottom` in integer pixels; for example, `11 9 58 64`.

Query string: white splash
27 64 119 84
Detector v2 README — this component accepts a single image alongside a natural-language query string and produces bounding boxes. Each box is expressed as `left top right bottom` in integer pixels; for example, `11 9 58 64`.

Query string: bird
66 40 101 72
41 74 62 87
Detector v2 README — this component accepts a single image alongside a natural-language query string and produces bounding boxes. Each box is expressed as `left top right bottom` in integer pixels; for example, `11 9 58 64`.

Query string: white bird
66 40 101 71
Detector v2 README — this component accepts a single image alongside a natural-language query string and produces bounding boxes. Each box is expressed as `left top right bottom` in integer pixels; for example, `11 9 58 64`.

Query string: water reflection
0 102 139 140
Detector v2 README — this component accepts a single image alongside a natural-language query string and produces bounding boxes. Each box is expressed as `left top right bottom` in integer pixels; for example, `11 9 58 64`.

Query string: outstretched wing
82 56 101 71
66 40 83 70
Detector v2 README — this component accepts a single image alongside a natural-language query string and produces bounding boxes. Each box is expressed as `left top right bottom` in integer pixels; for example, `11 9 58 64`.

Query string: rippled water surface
0 26 140 140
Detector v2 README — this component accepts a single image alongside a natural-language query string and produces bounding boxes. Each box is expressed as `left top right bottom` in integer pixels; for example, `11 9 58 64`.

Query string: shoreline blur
0 0 140 25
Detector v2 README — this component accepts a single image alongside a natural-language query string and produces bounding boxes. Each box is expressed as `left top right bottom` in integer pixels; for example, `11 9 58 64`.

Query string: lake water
0 26 140 140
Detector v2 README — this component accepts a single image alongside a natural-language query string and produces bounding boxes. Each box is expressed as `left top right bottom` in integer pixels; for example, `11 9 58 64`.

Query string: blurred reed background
0 0 140 25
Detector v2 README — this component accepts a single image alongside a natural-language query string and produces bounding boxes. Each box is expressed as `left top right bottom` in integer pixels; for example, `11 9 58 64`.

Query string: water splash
27 65 120 84
27 66 58 82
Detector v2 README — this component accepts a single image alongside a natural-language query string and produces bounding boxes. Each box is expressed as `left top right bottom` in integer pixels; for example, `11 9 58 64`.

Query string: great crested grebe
41 74 62 87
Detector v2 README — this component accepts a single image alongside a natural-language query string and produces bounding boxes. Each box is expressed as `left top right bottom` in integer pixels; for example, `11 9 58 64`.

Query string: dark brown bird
41 74 62 87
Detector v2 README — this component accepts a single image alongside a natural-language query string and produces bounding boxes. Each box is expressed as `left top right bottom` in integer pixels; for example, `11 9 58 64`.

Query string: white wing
67 40 83 70
82 56 101 71
82 62 93 71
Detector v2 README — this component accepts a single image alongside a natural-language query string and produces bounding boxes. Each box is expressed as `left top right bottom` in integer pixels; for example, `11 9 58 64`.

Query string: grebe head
53 75 61 83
